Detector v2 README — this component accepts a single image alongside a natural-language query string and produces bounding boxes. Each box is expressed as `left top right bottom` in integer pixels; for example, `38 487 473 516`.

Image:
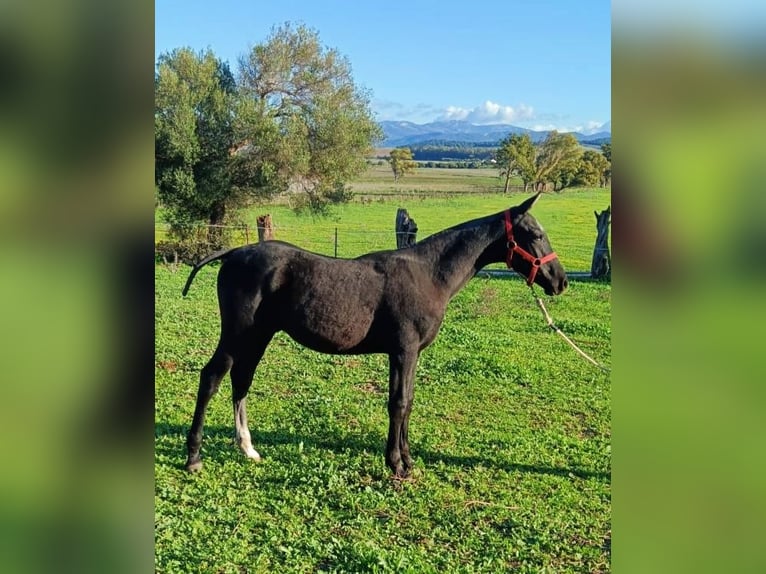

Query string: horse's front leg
386 349 418 478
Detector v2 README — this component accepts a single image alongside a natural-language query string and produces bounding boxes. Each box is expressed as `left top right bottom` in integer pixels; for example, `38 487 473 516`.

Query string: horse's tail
182 247 236 297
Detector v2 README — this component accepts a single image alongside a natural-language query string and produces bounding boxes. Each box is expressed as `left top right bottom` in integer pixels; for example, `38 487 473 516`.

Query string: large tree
235 22 382 213
533 131 583 191
495 133 535 192
155 48 238 242
155 24 383 240
576 149 611 187
387 147 418 181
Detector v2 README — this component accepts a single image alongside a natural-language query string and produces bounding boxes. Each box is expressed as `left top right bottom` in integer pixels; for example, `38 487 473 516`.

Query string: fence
155 222 417 260
155 221 603 275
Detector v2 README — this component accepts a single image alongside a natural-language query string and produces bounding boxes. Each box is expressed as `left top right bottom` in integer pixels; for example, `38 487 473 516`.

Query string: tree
387 148 417 181
155 48 238 243
533 131 582 191
600 142 611 162
495 133 535 192
600 142 612 186
155 24 383 241
575 149 610 187
236 23 382 213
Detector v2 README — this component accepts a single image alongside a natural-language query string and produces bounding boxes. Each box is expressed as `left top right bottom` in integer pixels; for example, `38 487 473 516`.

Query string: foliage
574 150 610 187
236 23 382 210
599 143 612 186
155 240 227 266
496 134 536 192
155 48 238 243
534 132 583 192
155 24 383 238
387 147 418 181
407 141 498 162
600 142 611 163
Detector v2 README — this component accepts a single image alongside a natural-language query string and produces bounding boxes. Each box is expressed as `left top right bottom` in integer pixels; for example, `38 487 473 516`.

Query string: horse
181 192 568 477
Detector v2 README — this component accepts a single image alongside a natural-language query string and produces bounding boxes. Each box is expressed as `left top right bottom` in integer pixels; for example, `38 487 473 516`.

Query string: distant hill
379 119 611 147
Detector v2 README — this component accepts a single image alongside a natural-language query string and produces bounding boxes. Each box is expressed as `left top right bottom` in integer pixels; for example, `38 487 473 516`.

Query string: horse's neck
414 217 503 299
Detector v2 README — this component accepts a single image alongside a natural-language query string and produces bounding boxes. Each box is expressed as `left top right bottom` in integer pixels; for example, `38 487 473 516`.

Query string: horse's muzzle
545 276 568 296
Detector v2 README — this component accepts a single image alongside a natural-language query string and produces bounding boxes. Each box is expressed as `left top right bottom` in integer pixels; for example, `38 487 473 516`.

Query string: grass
156 187 611 272
155 192 611 572
350 164 507 195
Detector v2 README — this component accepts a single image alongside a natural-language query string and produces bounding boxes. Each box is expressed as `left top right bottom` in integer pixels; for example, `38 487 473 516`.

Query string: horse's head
505 193 568 296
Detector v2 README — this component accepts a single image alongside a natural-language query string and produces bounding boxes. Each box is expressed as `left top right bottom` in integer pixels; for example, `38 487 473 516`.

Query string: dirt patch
157 360 177 372
356 381 385 395
472 286 499 317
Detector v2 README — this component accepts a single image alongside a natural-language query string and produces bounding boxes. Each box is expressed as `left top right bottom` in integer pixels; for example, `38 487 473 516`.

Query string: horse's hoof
393 466 411 480
242 447 262 462
185 459 203 473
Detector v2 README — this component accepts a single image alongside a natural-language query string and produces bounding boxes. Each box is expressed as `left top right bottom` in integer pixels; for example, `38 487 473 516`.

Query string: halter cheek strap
504 209 559 286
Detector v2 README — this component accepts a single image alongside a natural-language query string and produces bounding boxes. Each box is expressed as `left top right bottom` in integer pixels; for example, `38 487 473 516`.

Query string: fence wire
155 223 417 259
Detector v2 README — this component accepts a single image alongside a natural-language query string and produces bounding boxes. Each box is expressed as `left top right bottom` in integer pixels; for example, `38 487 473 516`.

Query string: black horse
182 193 568 477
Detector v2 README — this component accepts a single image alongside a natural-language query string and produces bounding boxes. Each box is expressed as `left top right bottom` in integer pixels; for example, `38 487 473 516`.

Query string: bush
155 240 224 266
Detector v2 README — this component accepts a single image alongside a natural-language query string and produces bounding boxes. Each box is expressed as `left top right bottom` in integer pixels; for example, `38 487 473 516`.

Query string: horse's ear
515 192 542 214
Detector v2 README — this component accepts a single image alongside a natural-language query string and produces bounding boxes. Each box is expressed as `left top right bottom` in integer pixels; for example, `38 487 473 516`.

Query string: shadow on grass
156 422 610 482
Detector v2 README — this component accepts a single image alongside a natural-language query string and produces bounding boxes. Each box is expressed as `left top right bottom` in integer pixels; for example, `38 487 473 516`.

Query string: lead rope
529 286 610 374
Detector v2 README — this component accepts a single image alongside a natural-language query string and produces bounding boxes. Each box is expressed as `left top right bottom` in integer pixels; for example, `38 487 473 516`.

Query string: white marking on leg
234 400 261 461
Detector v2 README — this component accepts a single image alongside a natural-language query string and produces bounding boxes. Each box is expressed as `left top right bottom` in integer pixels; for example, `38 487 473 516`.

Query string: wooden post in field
256 214 274 242
395 208 418 249
591 206 611 279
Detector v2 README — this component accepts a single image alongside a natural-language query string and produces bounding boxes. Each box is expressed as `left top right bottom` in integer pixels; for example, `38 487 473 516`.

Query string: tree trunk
208 200 226 246
591 206 611 279
395 208 418 249
503 170 511 193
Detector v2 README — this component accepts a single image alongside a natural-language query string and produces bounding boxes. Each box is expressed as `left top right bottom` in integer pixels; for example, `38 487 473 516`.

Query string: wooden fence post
256 214 274 242
591 206 611 279
395 208 418 249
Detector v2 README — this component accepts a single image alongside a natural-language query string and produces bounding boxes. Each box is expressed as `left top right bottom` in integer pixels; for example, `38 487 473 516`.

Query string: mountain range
379 120 611 147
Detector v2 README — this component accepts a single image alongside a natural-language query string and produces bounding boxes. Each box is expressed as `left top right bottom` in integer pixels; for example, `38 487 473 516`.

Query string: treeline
495 133 611 192
418 160 488 169
403 136 611 163
408 140 497 161
381 133 613 190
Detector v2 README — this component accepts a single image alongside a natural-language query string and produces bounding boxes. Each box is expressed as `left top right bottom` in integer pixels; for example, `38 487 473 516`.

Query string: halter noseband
504 209 559 286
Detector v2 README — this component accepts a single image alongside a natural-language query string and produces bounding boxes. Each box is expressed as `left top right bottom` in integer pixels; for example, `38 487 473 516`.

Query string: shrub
155 240 223 266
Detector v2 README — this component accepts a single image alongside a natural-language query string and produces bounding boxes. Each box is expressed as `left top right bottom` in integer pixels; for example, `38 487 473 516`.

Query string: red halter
504 209 559 286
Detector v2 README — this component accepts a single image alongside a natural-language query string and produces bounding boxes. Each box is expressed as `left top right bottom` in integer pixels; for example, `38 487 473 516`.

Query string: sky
155 0 611 133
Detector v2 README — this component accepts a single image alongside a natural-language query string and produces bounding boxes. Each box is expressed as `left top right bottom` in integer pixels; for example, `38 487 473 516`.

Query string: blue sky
155 0 611 133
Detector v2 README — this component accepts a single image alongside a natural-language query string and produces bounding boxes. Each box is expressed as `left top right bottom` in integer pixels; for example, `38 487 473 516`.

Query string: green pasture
350 163 507 195
155 187 611 572
156 187 610 272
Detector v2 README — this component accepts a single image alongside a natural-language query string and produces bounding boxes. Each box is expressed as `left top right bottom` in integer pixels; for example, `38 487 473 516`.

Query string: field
156 187 610 271
350 164 508 196
155 189 611 572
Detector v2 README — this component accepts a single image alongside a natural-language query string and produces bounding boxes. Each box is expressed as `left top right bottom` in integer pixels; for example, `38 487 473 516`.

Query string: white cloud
529 120 610 134
584 120 603 132
440 100 535 125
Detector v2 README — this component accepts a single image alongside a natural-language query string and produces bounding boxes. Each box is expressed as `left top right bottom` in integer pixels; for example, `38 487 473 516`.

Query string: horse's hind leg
185 345 233 472
231 332 274 463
